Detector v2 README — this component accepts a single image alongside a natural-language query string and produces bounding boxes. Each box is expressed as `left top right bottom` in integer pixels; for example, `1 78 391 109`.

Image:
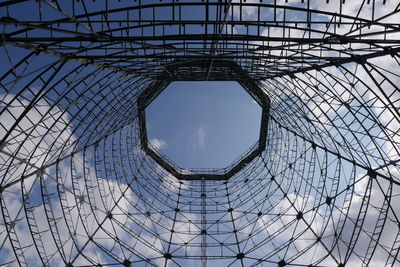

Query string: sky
1 1 400 266
146 81 262 169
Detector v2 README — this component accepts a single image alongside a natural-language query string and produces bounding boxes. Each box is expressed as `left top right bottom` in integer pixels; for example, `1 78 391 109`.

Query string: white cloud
194 126 206 149
0 93 76 188
232 0 258 20
149 138 167 150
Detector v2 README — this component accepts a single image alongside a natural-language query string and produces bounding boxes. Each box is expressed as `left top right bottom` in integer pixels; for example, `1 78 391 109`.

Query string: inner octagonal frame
138 59 270 180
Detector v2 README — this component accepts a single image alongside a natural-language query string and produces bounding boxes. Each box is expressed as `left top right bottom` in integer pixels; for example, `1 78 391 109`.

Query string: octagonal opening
137 60 270 180
145 81 262 169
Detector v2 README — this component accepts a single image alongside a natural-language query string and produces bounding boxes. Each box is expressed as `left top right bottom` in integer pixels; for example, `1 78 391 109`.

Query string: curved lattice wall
0 1 399 266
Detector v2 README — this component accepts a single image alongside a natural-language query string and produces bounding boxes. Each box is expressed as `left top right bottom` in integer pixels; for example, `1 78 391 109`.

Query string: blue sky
146 81 261 169
1 2 399 266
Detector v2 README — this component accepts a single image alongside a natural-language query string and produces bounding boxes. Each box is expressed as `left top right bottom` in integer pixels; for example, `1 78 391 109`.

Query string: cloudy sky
146 81 262 169
1 1 399 266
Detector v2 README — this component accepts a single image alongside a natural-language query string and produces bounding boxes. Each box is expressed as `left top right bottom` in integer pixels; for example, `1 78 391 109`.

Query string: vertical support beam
201 177 207 267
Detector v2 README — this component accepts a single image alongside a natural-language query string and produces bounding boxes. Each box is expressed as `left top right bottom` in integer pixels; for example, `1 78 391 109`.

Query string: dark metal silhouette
137 60 270 180
0 1 399 267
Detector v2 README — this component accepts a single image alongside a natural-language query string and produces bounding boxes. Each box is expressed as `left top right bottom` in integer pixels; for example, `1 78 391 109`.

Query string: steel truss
0 1 400 267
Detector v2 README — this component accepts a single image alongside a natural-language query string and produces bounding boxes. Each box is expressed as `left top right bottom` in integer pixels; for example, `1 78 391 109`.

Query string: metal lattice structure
0 1 400 266
137 60 270 180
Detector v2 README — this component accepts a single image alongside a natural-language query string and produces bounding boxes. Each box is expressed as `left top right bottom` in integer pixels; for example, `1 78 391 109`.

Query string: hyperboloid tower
0 1 400 266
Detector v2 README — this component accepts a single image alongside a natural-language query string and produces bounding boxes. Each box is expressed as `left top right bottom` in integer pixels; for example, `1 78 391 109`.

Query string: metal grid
0 1 399 266
136 60 270 180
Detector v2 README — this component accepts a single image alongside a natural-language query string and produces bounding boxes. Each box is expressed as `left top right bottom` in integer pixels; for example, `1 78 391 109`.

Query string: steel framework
0 0 400 266
137 59 270 180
